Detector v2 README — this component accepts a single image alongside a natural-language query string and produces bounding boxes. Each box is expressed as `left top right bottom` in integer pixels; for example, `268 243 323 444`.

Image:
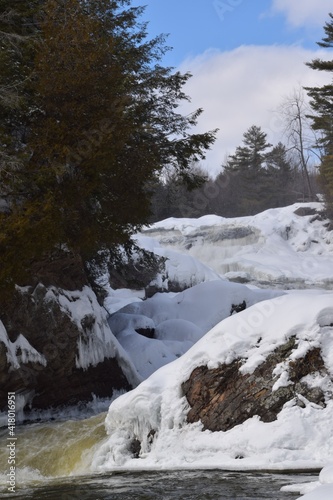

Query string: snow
0 286 141 390
0 320 46 369
90 203 333 490
2 202 333 497
287 464 333 499
320 463 333 484
141 203 333 287
0 322 47 427
135 234 222 290
298 485 333 500
104 288 145 315
107 279 283 379
100 237 222 317
92 292 333 474
43 286 140 387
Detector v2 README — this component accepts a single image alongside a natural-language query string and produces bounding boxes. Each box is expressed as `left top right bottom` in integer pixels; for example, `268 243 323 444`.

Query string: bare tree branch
277 86 323 201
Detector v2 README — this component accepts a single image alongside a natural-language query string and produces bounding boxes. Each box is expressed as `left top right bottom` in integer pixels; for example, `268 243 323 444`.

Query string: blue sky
131 0 332 175
131 0 328 65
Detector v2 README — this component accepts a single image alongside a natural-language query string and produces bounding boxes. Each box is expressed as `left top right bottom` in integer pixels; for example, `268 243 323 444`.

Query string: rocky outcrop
0 284 132 416
182 338 328 432
293 207 318 217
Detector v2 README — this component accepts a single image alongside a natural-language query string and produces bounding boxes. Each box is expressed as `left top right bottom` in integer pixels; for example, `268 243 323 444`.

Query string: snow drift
107 279 283 379
140 203 333 287
92 291 333 472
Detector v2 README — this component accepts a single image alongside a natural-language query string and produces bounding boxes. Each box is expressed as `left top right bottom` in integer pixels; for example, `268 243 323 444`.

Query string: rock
30 357 129 409
293 207 318 217
293 206 327 224
0 284 131 414
182 339 328 432
135 328 155 339
129 438 141 458
230 300 247 315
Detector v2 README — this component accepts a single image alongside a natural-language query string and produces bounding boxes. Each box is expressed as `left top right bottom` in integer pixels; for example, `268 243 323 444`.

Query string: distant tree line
150 125 321 221
0 1 332 298
152 10 333 223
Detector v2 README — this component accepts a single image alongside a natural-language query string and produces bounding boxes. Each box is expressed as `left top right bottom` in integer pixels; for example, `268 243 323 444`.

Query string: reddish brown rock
182 339 327 432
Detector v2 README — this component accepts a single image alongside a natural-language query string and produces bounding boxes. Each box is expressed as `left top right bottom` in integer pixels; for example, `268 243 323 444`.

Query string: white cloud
178 45 331 176
271 0 332 27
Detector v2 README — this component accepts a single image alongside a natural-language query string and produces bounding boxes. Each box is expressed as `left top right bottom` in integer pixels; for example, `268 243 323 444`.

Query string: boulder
293 207 318 217
0 284 131 415
182 338 328 432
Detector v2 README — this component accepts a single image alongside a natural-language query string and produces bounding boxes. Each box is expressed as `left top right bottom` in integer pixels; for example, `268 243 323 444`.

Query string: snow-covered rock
92 291 333 472
0 284 138 417
107 279 283 379
135 234 223 292
0 321 47 370
140 203 333 287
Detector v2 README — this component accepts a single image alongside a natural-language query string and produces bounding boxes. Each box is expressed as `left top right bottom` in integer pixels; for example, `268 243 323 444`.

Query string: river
0 468 318 499
0 411 318 499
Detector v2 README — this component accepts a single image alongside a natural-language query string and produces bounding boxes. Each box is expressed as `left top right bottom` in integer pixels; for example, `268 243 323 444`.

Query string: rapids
0 413 108 487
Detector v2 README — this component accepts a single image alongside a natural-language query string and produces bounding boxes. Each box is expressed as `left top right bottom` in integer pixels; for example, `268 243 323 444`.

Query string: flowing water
0 412 317 499
0 468 317 499
0 413 107 480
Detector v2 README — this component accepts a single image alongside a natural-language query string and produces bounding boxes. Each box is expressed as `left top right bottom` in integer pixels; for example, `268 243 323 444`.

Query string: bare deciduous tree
278 86 323 201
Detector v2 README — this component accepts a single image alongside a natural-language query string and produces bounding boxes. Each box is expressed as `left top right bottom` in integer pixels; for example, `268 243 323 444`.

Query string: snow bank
100 237 222 317
141 203 333 287
135 234 222 290
92 291 333 472
287 464 333 499
297 485 333 500
108 279 283 379
104 288 145 316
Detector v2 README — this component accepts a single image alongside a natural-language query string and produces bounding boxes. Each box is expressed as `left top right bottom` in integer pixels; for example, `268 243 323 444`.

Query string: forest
0 1 332 296
150 123 321 221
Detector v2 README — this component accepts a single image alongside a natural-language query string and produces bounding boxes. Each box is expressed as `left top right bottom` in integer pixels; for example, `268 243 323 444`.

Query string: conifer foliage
0 0 215 292
306 12 333 216
223 125 272 215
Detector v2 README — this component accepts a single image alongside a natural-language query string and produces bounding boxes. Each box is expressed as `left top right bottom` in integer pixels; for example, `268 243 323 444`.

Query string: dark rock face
293 206 326 224
230 300 246 315
182 338 328 432
0 284 131 414
30 357 129 409
293 207 318 217
135 328 155 339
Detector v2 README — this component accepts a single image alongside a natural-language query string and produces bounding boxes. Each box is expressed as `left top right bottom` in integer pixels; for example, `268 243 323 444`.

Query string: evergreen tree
305 12 333 214
264 142 293 207
0 1 39 200
150 164 208 220
223 125 272 215
0 0 216 292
